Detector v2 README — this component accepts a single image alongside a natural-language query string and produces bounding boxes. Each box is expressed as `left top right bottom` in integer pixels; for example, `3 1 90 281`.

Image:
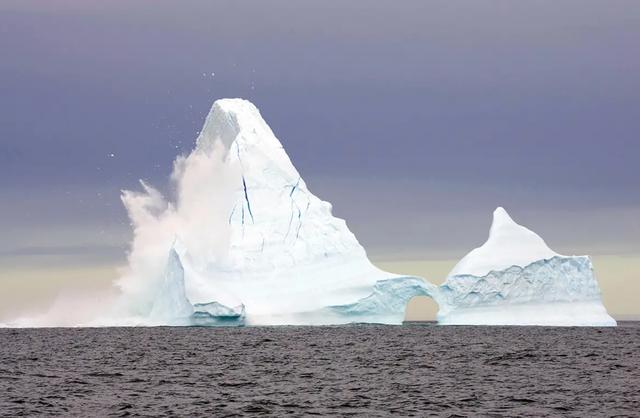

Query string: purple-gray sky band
1 0 638 263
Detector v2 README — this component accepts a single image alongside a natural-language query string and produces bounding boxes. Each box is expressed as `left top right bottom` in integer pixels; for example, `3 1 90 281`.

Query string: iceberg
0 99 617 328
117 99 430 326
430 207 616 326
114 102 616 328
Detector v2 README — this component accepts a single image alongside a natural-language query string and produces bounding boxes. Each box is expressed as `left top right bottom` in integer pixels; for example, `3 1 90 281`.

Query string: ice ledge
192 302 245 326
438 301 617 327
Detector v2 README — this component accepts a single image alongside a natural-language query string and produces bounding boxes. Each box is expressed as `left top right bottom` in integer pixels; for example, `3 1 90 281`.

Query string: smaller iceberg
433 207 616 327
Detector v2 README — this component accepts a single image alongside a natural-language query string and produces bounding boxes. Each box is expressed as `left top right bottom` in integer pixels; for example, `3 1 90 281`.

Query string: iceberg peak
196 98 277 152
449 206 560 278
490 206 516 230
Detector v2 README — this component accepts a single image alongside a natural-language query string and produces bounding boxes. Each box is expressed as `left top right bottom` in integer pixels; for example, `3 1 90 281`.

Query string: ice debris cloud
115 134 238 323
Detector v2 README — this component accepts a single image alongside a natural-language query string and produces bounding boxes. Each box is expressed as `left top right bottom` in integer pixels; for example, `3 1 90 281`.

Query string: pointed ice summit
449 207 559 277
431 207 616 326
122 99 433 326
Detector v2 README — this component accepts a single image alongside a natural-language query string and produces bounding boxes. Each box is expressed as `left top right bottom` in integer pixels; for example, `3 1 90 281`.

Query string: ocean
1 323 638 416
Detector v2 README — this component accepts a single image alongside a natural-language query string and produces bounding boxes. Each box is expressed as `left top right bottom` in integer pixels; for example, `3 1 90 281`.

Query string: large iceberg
430 208 616 326
116 99 431 326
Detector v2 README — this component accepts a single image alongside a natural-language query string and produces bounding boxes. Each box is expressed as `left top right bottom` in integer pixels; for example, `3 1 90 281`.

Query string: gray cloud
0 0 638 263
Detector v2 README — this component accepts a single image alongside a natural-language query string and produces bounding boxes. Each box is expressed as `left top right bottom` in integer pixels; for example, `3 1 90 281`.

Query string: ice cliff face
126 99 430 326
431 208 616 326
196 99 366 273
149 247 193 324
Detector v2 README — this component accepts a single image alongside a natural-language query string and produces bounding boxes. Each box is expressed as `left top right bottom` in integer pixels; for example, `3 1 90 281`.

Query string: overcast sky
1 0 639 273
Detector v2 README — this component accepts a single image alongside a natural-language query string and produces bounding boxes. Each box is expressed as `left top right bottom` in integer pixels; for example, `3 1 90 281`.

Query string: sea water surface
1 323 639 416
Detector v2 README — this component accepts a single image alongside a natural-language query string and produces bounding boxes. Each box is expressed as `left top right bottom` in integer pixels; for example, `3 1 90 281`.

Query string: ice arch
404 296 439 322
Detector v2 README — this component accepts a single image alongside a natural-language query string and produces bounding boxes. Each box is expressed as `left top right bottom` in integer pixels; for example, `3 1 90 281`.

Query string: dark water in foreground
1 324 639 417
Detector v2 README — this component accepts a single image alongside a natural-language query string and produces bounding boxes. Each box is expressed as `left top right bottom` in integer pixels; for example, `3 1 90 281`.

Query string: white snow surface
448 207 559 278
